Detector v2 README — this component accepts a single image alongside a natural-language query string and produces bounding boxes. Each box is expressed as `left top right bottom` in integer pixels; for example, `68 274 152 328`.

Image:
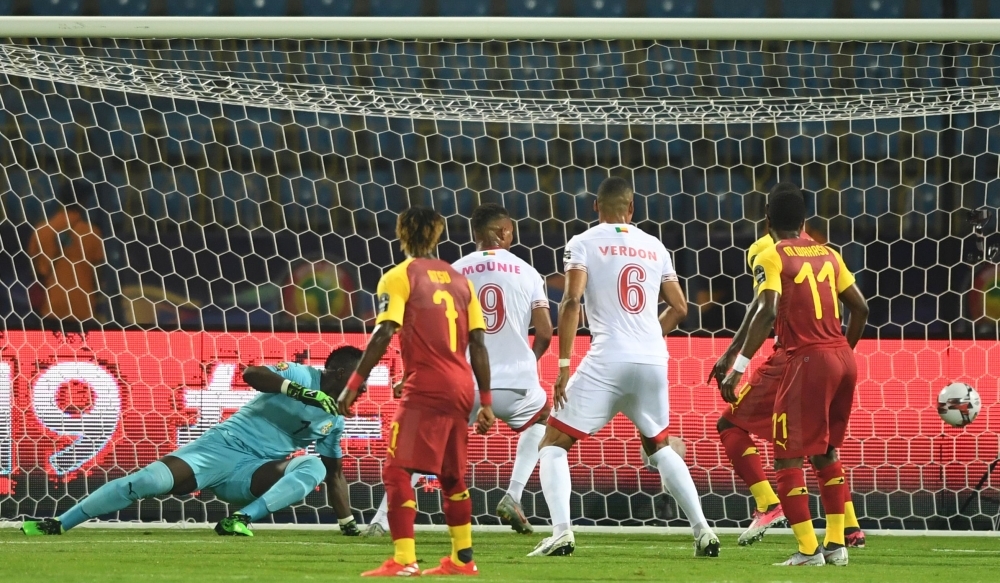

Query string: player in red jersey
710 231 866 548
338 207 496 577
719 183 869 567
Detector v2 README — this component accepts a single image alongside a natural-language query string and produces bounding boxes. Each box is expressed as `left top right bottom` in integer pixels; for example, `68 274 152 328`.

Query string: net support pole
1 16 1000 41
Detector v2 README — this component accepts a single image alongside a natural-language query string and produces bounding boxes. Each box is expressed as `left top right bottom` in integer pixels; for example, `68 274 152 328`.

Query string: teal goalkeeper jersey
216 362 345 460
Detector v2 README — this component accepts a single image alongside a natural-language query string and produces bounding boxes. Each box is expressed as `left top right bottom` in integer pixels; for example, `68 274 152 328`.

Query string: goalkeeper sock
776 467 819 555
507 424 544 501
59 461 174 530
648 445 710 539
719 426 778 513
384 466 417 565
238 455 325 522
815 462 847 548
539 446 572 537
443 487 473 566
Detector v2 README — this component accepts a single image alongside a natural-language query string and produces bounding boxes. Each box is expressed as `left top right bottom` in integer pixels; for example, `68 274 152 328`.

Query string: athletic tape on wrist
479 390 492 407
346 371 364 393
279 379 291 395
733 354 751 374
558 358 571 368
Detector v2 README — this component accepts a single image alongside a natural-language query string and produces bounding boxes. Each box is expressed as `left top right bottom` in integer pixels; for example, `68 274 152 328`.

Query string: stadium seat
506 0 558 17
438 0 491 16
955 0 1000 17
572 0 626 17
233 0 287 16
780 0 833 18
644 0 697 17
99 0 149 15
369 0 423 16
301 0 354 15
165 0 219 16
711 0 765 18
852 0 904 18
31 0 82 15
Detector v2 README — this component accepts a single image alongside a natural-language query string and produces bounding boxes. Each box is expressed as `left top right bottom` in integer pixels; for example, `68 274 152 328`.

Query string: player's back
753 237 855 353
378 257 478 416
564 223 676 365
452 249 547 390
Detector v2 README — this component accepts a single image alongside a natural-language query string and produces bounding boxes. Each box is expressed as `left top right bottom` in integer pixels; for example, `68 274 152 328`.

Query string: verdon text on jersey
599 246 658 260
461 261 522 275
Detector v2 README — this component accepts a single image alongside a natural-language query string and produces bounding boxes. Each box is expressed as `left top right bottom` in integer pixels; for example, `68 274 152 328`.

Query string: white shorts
549 358 670 442
470 387 549 432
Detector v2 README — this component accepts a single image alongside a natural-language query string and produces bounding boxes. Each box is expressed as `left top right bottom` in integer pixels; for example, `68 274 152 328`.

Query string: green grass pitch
1 529 997 582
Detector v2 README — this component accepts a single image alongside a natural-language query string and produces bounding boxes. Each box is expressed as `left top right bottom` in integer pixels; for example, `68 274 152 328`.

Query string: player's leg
366 472 422 537
773 456 823 565
423 416 479 576
496 388 550 534
625 362 718 557
23 455 193 536
844 482 866 547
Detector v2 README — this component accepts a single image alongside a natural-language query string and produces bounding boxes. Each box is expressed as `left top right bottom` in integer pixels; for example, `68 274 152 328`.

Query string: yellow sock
824 514 845 547
448 524 473 566
748 480 780 513
393 538 416 565
789 520 819 555
844 500 860 530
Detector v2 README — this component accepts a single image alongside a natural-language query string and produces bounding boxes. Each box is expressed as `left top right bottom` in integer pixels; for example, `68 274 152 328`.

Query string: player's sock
443 487 474 566
648 446 710 539
372 473 421 527
539 446 572 537
775 467 819 555
58 461 174 530
238 455 325 522
816 462 847 548
384 466 418 565
844 484 861 531
507 424 544 501
719 427 779 512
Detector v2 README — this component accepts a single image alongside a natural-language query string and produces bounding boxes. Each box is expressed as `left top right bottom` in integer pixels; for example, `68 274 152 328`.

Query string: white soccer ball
936 382 982 428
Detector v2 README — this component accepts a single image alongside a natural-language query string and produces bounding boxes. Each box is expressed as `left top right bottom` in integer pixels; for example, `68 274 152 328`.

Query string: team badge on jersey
753 264 766 286
318 421 334 435
563 248 572 262
275 362 289 371
377 293 390 314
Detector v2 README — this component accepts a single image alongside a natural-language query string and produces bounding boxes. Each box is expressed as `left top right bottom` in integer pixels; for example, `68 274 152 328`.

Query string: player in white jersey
529 177 720 558
365 203 553 537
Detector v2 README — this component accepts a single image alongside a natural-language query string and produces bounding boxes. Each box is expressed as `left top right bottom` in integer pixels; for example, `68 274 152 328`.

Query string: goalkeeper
21 346 364 537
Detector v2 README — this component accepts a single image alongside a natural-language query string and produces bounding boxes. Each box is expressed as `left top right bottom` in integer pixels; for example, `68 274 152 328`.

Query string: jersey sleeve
375 264 410 326
530 274 548 310
563 236 587 272
752 247 783 295
265 362 314 386
747 234 774 271
661 247 678 282
467 279 487 331
831 249 856 293
314 417 345 459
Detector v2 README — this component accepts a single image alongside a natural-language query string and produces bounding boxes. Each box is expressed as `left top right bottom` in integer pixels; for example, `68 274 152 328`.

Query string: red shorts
721 348 787 438
772 345 857 459
384 405 468 479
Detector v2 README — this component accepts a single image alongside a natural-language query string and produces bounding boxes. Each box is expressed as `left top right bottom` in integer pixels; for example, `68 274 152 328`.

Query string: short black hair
325 345 363 371
470 203 510 236
596 177 633 213
766 182 806 231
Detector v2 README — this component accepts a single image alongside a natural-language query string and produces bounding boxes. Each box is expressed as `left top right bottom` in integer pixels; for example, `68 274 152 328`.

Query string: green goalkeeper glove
281 381 336 415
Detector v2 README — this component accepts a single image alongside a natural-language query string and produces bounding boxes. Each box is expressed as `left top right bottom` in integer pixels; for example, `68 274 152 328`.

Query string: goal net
1 20 998 532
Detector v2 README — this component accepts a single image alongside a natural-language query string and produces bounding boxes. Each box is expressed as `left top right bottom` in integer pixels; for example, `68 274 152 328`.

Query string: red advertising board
0 331 996 496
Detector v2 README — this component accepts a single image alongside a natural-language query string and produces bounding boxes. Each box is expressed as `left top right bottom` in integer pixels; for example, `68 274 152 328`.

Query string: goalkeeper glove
281 381 336 415
339 517 360 536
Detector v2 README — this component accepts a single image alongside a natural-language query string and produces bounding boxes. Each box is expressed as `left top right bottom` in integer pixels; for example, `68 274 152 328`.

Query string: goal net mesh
0 36 998 532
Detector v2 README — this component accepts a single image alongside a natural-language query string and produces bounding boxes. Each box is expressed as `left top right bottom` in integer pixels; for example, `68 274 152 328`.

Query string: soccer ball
936 382 982 428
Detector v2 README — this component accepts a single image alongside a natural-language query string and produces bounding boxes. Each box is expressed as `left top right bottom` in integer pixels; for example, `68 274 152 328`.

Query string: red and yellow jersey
751 237 855 353
376 257 486 417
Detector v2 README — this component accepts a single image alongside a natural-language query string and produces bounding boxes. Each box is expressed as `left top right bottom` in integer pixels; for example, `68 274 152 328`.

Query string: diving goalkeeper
22 346 364 537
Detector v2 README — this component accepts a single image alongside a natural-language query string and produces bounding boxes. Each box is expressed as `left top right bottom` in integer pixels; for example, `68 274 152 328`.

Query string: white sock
507 424 545 501
539 445 572 537
373 473 422 526
649 446 711 540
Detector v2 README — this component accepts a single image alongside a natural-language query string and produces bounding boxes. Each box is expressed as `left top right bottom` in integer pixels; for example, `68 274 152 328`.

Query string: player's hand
475 405 495 435
719 370 743 404
337 388 359 417
708 350 737 387
284 382 337 415
339 519 361 536
392 379 404 399
553 367 570 411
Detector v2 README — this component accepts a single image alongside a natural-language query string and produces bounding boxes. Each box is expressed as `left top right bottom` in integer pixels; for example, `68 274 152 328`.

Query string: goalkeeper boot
363 522 388 538
214 512 253 537
21 518 63 536
694 531 721 558
361 558 421 577
738 504 787 546
422 557 479 576
845 528 866 548
527 530 575 557
822 544 849 566
774 549 826 566
496 494 533 535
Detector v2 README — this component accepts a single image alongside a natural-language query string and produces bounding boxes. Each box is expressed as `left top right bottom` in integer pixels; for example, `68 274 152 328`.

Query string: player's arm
708 301 754 386
658 279 688 335
554 266 587 409
530 305 553 361
840 284 868 349
243 365 336 414
320 455 359 536
338 321 398 416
